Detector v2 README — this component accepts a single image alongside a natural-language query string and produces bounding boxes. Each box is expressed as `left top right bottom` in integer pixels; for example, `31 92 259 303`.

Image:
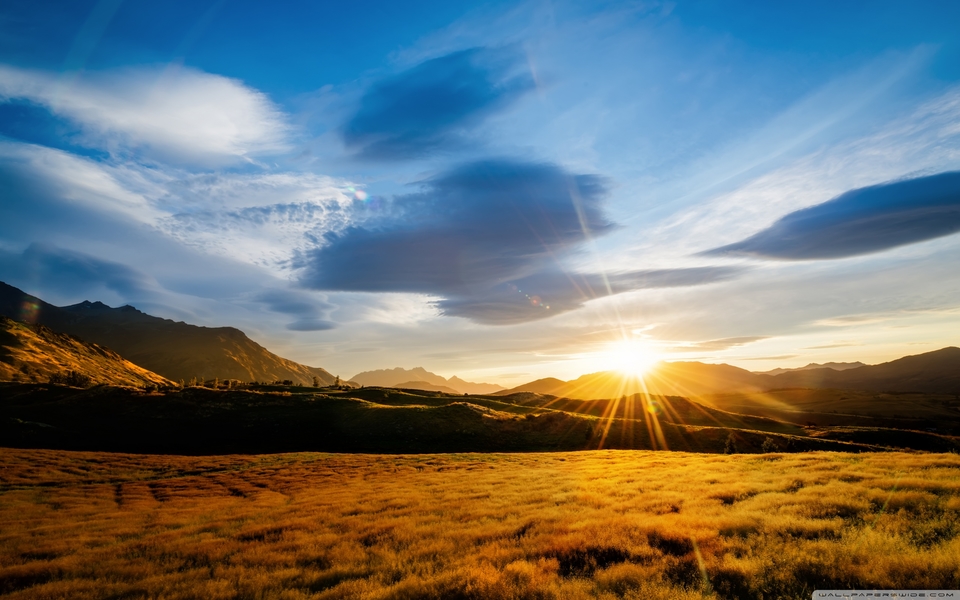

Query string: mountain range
498 348 960 398
0 282 337 386
757 361 865 376
349 367 504 394
2 280 958 399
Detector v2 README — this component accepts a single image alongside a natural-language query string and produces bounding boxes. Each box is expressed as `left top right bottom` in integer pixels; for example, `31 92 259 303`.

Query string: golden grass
1 449 959 599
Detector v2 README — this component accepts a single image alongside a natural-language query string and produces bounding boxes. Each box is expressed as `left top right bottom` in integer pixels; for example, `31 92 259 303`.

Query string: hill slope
349 366 503 394
0 282 337 385
0 316 172 387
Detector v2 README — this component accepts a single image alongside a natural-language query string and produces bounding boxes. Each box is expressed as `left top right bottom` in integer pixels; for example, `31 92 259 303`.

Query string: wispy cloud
665 336 768 353
0 64 290 166
342 47 534 160
436 266 743 324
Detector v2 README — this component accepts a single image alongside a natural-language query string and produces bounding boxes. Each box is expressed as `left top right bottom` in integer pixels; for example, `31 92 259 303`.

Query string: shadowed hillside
5 382 956 454
0 282 337 386
0 316 172 388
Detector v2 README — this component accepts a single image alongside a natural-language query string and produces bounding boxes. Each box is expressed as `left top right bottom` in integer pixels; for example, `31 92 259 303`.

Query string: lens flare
19 300 40 323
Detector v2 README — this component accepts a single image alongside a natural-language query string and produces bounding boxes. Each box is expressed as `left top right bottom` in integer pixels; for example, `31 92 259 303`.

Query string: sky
1 1 960 385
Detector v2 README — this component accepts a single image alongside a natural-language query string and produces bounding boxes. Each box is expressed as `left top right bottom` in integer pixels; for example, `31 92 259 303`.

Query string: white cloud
0 139 360 274
0 141 162 222
0 64 290 166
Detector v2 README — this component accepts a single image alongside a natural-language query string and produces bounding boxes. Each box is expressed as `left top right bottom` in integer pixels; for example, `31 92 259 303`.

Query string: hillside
0 316 172 387
349 366 503 394
0 282 337 385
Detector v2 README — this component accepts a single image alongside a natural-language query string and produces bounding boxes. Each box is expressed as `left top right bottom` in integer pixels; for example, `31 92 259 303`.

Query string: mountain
759 361 866 376
499 348 960 399
0 282 337 386
769 347 960 394
0 316 172 387
391 381 461 394
349 367 504 394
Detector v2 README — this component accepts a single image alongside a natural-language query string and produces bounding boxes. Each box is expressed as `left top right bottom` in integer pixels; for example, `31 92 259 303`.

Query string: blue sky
2 1 960 384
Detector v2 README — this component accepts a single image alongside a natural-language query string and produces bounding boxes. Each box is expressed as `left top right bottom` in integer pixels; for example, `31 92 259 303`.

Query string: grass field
1 448 959 599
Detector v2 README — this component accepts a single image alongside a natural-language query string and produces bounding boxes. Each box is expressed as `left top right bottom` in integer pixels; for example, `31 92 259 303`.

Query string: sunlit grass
1 449 959 599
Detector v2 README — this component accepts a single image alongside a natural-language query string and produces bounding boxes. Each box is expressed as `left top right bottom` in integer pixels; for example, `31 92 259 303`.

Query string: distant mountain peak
74 300 111 309
349 367 504 394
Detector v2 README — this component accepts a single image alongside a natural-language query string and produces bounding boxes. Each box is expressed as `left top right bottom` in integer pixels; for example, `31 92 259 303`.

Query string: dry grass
1 449 959 599
0 317 171 388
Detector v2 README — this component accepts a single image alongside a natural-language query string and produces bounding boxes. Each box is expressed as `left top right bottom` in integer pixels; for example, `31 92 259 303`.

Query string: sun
605 339 661 378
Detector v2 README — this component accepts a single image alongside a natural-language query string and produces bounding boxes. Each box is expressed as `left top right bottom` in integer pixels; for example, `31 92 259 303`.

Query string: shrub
49 370 93 387
724 433 738 454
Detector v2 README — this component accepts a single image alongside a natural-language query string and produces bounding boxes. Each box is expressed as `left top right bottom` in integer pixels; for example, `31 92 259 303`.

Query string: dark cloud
303 158 611 293
342 48 534 159
302 158 743 324
285 318 336 332
706 171 960 260
0 243 155 300
253 289 336 332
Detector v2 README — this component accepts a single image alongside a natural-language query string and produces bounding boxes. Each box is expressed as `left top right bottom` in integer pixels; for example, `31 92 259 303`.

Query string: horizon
2 2 960 386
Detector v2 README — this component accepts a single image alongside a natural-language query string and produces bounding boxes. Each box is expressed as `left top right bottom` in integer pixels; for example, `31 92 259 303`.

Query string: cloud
436 266 744 324
302 158 742 324
342 48 534 159
705 171 960 260
303 158 611 291
664 336 768 353
251 289 336 332
804 341 861 349
0 243 157 302
0 64 289 166
285 318 336 332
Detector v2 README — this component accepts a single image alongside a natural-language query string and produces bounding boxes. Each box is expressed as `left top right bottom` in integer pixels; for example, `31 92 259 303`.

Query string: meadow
1 448 959 599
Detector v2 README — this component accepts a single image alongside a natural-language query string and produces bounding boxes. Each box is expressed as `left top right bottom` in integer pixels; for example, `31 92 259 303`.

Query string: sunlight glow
604 339 662 378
